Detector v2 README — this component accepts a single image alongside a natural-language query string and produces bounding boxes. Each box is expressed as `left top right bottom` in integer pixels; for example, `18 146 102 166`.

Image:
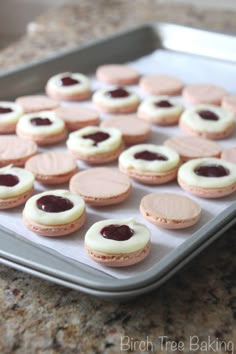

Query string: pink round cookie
69 167 131 206
0 135 37 167
140 193 201 229
15 95 59 113
139 75 184 96
55 106 100 131
222 94 236 115
84 219 151 267
182 83 227 105
96 64 140 85
164 136 222 162
221 147 236 164
100 114 151 145
25 152 78 184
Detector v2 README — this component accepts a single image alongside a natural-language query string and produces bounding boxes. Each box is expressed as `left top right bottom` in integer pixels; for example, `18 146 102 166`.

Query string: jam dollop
58 76 79 86
101 224 134 241
0 174 19 187
194 164 229 177
134 150 168 161
106 87 130 98
36 195 74 213
0 106 13 114
82 131 110 146
30 117 53 126
198 110 219 121
155 100 173 108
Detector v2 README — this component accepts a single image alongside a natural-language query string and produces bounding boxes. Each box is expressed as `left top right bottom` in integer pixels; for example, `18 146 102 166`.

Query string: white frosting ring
0 102 23 125
180 104 234 133
92 88 139 108
178 157 236 188
0 165 34 198
138 96 184 119
67 126 122 155
85 218 150 254
47 72 91 94
119 144 180 172
17 111 65 136
24 189 85 226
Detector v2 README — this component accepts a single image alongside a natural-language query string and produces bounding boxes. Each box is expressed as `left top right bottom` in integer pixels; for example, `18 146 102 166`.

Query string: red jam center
106 87 130 98
30 117 53 126
134 150 168 161
101 224 134 241
36 195 74 213
0 106 13 114
59 76 79 86
0 174 19 187
194 164 229 177
82 131 110 146
155 100 173 108
198 110 219 121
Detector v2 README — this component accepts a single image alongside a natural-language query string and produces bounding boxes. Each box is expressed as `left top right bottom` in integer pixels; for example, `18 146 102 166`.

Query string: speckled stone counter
0 1 235 353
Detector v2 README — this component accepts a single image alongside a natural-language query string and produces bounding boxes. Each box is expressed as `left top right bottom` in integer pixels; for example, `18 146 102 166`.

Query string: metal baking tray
0 23 235 301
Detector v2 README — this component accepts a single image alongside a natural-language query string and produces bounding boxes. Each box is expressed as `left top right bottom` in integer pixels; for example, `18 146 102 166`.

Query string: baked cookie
221 147 236 164
100 114 151 145
15 95 59 113
16 111 67 145
46 72 91 101
183 83 227 105
139 74 184 96
137 96 184 125
55 105 100 131
119 144 180 184
25 152 78 184
0 101 23 133
70 167 131 206
96 64 140 85
140 193 201 229
222 94 236 115
84 218 151 267
164 136 222 162
67 126 123 164
92 87 139 113
23 189 86 237
179 104 234 140
0 165 34 209
0 135 37 167
178 157 236 198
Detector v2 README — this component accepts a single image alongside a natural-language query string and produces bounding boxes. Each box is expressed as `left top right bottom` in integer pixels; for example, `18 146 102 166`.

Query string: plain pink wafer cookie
221 147 236 164
96 64 140 85
222 94 236 115
55 106 100 131
16 95 59 113
183 83 227 105
139 75 184 96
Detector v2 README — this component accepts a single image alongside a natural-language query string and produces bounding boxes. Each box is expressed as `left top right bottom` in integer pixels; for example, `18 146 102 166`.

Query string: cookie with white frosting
137 96 184 125
119 144 180 184
179 104 234 139
84 218 151 267
67 126 123 164
23 189 86 236
178 157 236 198
46 72 91 101
0 102 23 133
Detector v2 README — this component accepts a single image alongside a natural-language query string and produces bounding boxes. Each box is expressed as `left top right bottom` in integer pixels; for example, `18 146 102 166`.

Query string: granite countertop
0 1 235 353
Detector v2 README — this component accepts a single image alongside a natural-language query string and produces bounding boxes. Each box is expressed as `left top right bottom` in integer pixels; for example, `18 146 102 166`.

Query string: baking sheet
1 49 236 279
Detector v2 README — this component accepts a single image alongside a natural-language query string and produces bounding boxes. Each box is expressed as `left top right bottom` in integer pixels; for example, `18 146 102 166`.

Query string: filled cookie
0 101 23 133
92 86 139 113
137 96 184 125
178 157 236 198
139 74 184 96
67 126 123 164
182 83 227 105
46 72 91 101
70 167 131 206
179 104 234 140
100 114 151 144
16 95 59 113
119 144 180 184
84 218 151 267
16 111 67 145
25 152 78 184
0 165 34 209
23 189 86 236
96 64 140 85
